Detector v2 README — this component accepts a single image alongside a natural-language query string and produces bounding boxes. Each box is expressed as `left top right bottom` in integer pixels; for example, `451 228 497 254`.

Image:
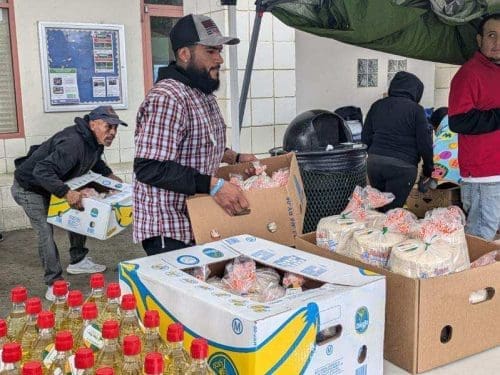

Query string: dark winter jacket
14 117 112 198
361 71 434 177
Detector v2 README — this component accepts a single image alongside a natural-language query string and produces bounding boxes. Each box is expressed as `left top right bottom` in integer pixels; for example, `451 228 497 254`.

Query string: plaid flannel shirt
133 79 226 244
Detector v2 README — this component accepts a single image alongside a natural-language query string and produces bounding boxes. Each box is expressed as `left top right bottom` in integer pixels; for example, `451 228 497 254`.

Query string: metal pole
238 0 266 130
227 5 240 151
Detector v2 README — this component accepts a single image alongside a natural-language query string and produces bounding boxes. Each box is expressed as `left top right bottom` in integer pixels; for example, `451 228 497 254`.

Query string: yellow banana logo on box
47 196 71 218
120 263 319 374
113 203 133 227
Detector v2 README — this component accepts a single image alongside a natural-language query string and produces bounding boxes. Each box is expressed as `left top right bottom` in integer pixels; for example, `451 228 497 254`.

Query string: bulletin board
38 22 128 112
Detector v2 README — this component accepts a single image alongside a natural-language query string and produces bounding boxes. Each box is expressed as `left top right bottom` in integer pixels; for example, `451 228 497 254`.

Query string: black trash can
274 109 368 233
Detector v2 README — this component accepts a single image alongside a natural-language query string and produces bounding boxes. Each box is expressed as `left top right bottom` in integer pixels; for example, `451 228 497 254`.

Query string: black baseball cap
88 106 128 126
170 14 240 52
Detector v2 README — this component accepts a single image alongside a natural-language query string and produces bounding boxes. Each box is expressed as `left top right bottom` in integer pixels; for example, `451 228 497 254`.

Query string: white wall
295 30 436 118
2 0 144 174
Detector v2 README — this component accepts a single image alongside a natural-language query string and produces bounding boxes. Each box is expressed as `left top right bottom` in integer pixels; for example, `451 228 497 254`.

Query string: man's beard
184 63 220 94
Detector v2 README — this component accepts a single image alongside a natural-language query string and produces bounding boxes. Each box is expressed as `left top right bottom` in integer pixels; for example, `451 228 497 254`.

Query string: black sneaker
0 233 3 241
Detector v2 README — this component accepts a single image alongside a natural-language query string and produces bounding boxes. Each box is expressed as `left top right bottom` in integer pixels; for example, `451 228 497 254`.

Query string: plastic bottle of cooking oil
6 286 28 341
142 311 168 360
29 311 55 363
18 298 42 363
143 352 163 375
86 274 107 317
21 361 43 375
95 320 122 372
47 330 74 375
99 283 121 325
74 303 103 352
121 335 142 375
74 348 95 375
0 343 22 374
186 339 215 375
49 280 69 332
118 295 143 344
164 323 190 375
61 290 84 337
0 319 9 346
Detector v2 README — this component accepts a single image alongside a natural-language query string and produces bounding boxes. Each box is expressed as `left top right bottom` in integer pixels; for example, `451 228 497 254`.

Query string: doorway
141 0 183 92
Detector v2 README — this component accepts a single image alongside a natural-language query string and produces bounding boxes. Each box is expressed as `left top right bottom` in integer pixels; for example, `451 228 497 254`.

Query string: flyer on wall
106 76 120 97
92 77 106 97
49 68 80 104
92 31 115 73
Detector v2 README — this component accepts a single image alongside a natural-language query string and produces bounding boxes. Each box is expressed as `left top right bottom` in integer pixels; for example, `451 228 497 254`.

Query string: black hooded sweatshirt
14 117 112 198
361 71 433 177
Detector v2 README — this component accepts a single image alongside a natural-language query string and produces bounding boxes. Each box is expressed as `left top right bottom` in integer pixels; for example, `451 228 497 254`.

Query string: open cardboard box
47 171 132 240
295 232 500 374
187 153 306 246
120 234 385 374
406 182 461 218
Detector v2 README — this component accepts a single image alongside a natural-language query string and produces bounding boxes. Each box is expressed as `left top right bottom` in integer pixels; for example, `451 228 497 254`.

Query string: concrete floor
0 227 498 374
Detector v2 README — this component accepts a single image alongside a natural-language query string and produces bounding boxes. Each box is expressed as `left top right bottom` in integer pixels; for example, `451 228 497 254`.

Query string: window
0 0 23 138
388 59 407 85
357 59 378 88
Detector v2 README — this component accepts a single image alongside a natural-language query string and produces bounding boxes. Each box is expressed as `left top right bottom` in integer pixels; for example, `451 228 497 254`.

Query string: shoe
67 256 106 274
45 281 71 302
0 233 3 241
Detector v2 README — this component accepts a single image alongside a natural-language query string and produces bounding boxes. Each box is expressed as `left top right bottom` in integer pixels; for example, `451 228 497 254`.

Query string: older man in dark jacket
11 106 127 300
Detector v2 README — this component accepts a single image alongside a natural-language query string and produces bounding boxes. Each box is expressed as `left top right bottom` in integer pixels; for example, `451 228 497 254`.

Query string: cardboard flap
65 171 100 189
224 235 384 287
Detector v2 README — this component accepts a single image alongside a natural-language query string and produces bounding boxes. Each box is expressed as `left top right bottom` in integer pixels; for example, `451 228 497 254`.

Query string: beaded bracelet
210 178 225 196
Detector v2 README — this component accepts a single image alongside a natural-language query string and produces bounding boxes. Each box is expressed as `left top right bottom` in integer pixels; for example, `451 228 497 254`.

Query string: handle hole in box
357 345 367 363
316 324 342 346
440 325 453 343
469 287 495 305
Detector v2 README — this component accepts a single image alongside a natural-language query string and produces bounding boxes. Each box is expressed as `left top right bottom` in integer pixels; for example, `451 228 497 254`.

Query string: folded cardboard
47 171 132 240
119 234 385 374
406 182 461 218
295 232 500 374
187 153 306 246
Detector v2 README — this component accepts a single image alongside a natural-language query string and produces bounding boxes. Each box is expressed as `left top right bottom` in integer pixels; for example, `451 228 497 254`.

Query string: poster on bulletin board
38 22 128 112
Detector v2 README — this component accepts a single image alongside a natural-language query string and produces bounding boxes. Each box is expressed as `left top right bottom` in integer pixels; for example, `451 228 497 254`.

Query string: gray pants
11 180 88 285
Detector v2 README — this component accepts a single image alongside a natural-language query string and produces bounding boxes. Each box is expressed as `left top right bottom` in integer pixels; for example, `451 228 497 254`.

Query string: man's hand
65 190 83 210
237 153 258 163
211 179 249 216
106 173 123 183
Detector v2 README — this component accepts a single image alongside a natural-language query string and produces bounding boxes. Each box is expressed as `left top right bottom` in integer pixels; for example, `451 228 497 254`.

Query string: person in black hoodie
11 106 127 301
361 71 433 211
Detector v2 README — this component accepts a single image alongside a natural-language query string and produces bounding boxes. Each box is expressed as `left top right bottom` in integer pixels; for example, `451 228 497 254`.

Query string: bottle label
83 323 104 350
42 343 57 368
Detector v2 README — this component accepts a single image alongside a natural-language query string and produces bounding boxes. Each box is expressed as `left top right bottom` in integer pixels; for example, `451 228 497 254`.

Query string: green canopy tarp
264 0 500 64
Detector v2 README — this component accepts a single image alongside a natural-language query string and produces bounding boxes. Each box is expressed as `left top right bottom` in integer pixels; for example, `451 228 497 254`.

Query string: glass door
141 0 183 92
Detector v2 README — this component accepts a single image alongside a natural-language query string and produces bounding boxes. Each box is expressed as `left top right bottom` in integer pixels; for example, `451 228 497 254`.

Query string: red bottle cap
96 368 114 375
75 348 94 369
0 319 7 337
52 280 68 297
67 290 84 307
22 361 43 375
2 343 22 363
123 335 141 356
90 273 105 289
11 286 28 303
143 310 160 328
106 283 121 299
167 323 184 343
144 352 164 374
81 302 98 320
26 298 42 315
55 331 73 351
190 338 209 360
37 310 55 329
102 320 119 339
120 294 136 310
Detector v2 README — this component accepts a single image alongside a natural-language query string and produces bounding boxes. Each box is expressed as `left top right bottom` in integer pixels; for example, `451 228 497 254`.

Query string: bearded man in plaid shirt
134 14 257 255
